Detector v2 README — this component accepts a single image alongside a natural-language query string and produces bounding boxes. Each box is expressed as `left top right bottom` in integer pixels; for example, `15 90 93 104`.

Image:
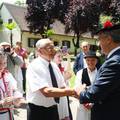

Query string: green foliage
42 29 55 38
4 22 16 30
100 15 112 24
15 0 25 6
0 18 3 31
0 18 3 25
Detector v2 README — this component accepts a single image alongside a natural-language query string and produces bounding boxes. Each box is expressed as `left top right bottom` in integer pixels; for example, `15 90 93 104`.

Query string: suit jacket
80 48 120 120
73 52 84 74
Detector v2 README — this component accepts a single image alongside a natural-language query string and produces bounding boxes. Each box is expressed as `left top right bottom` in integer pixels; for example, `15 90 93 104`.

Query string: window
62 40 70 48
28 38 40 48
54 41 59 46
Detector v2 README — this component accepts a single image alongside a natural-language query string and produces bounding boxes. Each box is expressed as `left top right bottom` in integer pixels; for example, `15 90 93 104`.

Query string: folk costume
0 70 17 120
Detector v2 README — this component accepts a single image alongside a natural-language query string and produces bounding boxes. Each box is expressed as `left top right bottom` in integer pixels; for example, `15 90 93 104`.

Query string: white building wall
0 4 21 45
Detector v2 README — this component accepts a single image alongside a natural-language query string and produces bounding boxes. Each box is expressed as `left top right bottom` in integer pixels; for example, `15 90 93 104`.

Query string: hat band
111 34 120 41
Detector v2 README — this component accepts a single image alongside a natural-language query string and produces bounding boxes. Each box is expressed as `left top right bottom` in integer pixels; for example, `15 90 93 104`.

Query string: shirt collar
87 67 97 73
107 46 120 59
38 56 50 66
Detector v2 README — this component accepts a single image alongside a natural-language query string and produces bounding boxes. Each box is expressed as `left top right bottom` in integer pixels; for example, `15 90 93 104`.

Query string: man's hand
74 84 86 99
83 103 93 110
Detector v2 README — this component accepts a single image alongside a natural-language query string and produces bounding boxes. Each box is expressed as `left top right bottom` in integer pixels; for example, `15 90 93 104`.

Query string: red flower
103 20 113 28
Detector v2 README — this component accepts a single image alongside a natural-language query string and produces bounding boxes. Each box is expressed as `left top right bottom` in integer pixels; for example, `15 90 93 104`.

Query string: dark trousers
21 68 26 92
27 103 59 120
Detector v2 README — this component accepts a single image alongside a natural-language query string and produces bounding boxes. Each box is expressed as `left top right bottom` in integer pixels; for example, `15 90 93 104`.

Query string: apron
0 70 14 120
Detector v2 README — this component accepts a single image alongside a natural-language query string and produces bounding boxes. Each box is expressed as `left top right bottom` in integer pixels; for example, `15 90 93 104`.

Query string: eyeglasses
44 45 54 50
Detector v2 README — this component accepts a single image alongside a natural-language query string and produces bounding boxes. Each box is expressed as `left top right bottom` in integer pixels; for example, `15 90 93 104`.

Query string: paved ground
13 97 80 120
14 104 27 120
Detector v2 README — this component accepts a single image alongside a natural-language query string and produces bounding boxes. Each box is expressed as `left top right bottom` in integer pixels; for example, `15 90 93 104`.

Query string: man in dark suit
75 23 120 120
73 41 90 74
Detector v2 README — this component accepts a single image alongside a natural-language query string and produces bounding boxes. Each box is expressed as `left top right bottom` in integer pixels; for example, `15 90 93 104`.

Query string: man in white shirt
26 38 77 120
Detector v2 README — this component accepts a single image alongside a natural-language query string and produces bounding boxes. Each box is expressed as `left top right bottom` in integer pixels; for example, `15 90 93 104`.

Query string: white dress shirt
26 56 66 107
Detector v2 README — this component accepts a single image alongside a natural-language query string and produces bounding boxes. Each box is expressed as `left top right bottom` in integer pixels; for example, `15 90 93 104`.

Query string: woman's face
0 58 7 72
53 52 62 65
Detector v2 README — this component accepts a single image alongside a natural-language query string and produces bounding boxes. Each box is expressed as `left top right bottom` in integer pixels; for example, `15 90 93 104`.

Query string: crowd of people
0 41 27 120
0 22 120 120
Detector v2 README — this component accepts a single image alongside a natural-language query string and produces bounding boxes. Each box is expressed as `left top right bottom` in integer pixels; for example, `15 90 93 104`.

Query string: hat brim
96 24 120 34
84 55 99 59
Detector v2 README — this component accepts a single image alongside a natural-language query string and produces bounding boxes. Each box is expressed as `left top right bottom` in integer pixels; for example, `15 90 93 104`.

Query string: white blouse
75 68 97 87
0 72 21 100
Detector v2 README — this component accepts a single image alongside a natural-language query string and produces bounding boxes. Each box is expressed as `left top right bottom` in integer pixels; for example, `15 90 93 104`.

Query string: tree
25 0 69 35
42 29 55 38
26 0 120 55
64 0 102 55
0 17 3 31
15 0 25 6
4 19 16 47
64 0 120 55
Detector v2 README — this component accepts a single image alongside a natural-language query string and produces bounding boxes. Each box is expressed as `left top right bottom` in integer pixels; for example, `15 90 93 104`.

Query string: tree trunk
10 30 13 47
72 34 80 56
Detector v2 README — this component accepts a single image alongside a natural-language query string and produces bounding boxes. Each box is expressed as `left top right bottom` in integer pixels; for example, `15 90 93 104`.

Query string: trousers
27 103 59 120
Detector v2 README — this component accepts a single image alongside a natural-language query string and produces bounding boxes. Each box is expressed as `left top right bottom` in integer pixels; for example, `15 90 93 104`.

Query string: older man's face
81 44 90 54
85 57 97 71
40 43 56 60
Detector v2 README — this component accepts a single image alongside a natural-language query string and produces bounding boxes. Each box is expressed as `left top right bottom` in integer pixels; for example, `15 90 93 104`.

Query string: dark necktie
49 63 59 103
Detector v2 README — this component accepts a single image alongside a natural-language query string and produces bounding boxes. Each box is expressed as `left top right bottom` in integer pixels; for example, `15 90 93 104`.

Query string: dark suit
80 48 120 120
73 52 84 74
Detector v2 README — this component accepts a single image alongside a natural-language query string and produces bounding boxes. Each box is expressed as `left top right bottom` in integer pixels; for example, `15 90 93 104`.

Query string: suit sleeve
80 58 120 104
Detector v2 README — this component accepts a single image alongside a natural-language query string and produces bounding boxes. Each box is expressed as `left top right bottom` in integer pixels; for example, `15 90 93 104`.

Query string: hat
0 42 11 46
36 38 52 49
84 51 98 59
96 21 120 34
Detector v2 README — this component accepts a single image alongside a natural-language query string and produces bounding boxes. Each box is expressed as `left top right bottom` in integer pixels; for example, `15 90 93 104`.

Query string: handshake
72 84 86 99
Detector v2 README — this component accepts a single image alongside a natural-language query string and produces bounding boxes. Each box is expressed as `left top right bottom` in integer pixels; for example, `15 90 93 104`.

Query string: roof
1 2 29 31
1 2 69 34
0 3 96 38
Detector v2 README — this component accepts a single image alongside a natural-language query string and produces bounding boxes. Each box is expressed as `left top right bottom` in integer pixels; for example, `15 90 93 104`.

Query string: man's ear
107 35 113 44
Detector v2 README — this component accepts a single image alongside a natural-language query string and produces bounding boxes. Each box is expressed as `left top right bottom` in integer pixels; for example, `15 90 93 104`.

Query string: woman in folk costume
75 51 98 120
0 51 24 120
53 47 72 120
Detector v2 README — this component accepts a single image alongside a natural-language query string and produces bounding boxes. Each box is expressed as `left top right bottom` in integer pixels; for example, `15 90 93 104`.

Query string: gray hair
80 41 89 47
36 38 52 49
110 29 120 43
99 29 120 43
